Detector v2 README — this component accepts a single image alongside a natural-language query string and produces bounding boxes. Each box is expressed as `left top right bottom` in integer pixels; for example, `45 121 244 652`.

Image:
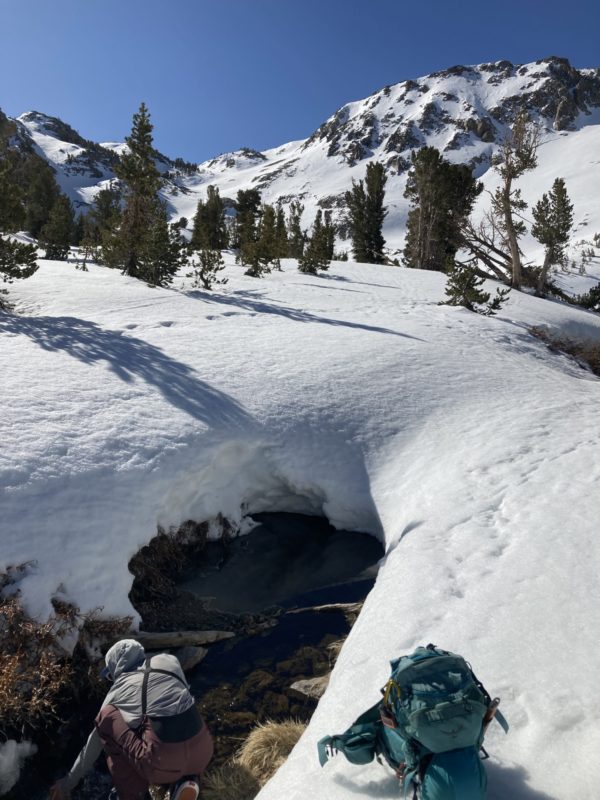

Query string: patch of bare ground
530 326 600 376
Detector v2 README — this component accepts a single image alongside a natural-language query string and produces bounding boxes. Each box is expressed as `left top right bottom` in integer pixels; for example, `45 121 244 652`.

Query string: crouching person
50 638 213 800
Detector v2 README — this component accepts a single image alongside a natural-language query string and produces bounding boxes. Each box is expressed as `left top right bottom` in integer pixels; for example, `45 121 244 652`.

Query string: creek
179 512 384 766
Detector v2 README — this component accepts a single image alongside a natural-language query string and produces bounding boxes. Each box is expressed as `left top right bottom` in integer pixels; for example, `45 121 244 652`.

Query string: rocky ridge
3 56 600 248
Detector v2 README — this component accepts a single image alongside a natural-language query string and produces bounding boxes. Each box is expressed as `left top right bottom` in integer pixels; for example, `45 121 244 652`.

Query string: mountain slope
6 56 600 257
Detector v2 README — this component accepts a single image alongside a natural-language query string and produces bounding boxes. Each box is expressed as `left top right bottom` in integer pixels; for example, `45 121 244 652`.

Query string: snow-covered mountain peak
4 56 600 249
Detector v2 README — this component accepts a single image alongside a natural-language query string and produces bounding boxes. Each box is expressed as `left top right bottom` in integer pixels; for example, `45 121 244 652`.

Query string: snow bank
2 256 600 798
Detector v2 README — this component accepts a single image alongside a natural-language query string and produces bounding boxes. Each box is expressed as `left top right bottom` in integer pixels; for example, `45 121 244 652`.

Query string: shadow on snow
332 760 556 799
0 313 253 429
189 288 425 341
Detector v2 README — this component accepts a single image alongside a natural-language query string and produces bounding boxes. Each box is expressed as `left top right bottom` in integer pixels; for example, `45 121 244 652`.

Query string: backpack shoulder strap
141 656 189 716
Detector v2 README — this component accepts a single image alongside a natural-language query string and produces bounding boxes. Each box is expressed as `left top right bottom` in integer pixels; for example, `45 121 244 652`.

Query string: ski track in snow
1 256 600 799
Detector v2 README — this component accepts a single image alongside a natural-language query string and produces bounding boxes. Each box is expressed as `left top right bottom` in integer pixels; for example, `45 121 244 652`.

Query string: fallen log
286 602 363 616
131 630 235 649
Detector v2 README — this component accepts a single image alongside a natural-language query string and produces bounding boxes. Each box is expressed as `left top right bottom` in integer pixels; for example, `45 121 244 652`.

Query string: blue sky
1 0 598 162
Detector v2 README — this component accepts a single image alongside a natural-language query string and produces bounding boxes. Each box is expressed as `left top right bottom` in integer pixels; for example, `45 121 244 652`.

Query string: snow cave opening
178 510 384 614
127 510 384 769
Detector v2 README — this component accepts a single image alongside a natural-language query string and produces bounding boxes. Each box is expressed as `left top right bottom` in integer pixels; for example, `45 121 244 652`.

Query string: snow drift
2 254 600 798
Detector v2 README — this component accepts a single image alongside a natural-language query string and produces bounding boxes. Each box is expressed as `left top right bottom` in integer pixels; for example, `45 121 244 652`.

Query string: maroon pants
96 705 214 800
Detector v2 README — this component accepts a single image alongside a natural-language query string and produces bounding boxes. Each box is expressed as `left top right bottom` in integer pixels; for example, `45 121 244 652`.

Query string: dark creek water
181 512 384 766
179 511 382 613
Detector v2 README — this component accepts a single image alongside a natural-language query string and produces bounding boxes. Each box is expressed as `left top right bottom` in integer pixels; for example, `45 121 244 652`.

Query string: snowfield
2 256 600 799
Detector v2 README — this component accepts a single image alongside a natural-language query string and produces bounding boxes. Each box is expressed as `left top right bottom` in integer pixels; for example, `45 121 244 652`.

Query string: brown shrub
128 519 209 602
530 326 600 376
0 594 73 732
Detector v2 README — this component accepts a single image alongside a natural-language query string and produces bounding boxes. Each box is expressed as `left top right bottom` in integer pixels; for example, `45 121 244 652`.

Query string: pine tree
255 204 279 270
24 163 61 237
275 204 288 258
0 160 38 306
531 178 574 295
298 210 331 274
104 102 181 285
345 180 368 262
233 189 261 259
39 195 75 260
404 147 481 271
143 206 186 287
191 185 228 251
364 161 387 263
73 213 85 247
441 262 510 315
323 210 336 260
286 201 305 259
490 110 539 289
345 161 388 264
190 249 228 290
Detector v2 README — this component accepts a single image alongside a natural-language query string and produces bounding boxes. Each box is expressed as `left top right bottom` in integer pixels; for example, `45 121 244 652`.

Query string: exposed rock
261 691 290 716
239 669 276 698
290 673 330 700
456 116 496 143
419 102 453 134
385 122 422 153
175 645 208 671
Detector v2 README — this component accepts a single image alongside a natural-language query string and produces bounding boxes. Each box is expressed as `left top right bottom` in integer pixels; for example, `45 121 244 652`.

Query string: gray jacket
66 639 194 790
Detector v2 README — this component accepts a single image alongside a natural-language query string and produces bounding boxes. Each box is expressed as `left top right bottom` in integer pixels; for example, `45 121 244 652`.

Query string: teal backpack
318 644 509 799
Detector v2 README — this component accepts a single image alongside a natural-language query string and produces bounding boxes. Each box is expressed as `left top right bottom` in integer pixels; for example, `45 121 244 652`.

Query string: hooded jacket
65 639 195 790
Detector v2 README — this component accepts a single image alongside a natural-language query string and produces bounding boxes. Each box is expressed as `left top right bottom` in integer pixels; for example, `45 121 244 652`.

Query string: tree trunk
502 181 522 289
536 250 553 295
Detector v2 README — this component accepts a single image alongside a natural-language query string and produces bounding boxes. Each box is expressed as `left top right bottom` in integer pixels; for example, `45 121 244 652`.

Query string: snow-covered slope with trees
2 253 600 798
6 56 600 258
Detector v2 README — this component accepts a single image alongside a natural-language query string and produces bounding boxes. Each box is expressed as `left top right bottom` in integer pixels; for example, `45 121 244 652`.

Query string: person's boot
170 776 200 800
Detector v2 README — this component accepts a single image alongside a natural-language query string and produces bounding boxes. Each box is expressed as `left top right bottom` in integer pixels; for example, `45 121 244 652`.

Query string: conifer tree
531 177 574 295
191 185 228 251
323 210 336 260
441 262 510 315
24 164 61 237
255 204 279 270
104 102 181 285
141 205 185 287
403 147 481 271
286 200 305 259
73 213 85 247
190 249 228 290
39 195 75 260
345 180 368 262
0 161 38 306
233 189 261 258
345 161 388 263
298 210 331 274
275 204 288 258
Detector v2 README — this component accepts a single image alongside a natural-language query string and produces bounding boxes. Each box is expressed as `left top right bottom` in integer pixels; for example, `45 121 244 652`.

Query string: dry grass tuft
236 719 307 786
202 762 262 800
530 326 600 377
